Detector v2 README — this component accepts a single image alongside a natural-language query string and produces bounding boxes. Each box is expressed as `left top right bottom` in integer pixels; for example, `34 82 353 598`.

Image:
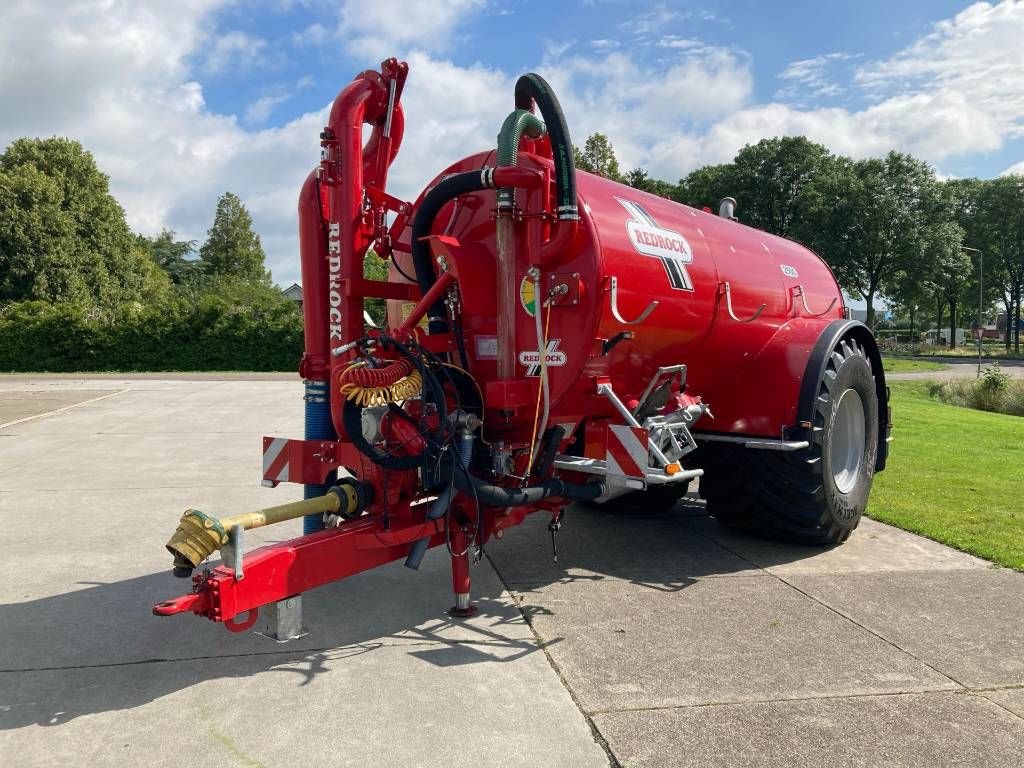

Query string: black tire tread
700 337 877 545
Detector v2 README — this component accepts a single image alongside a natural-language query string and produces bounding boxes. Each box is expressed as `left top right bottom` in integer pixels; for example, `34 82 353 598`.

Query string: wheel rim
831 388 866 494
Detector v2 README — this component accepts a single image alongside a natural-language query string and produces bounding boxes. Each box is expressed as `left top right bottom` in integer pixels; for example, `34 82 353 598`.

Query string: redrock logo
616 198 694 291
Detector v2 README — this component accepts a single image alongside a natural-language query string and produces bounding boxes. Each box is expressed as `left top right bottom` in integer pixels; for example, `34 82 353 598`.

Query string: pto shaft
166 482 367 576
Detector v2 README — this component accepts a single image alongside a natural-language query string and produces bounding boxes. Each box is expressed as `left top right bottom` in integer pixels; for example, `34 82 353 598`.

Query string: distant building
281 283 303 309
848 308 890 324
995 312 1024 331
926 328 966 346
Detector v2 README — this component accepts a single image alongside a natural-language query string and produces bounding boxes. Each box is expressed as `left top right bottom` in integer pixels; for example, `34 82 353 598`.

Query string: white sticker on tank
615 197 694 291
780 264 799 278
518 340 567 376
475 335 498 359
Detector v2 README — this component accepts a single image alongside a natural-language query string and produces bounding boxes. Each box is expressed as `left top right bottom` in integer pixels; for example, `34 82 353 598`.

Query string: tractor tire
701 336 880 545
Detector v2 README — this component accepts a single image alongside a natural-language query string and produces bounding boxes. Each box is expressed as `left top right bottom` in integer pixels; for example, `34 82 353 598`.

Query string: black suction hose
411 75 578 336
452 466 603 507
514 73 578 221
410 170 489 335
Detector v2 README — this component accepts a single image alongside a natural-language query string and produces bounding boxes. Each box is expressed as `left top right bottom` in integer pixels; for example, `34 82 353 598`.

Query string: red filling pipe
315 63 406 436
297 171 331 381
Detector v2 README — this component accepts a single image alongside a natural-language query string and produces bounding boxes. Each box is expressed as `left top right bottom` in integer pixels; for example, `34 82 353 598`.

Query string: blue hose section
405 431 474 570
303 379 335 535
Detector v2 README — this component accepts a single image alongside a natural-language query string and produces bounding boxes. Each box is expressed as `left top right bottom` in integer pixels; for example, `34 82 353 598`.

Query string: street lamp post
962 246 982 377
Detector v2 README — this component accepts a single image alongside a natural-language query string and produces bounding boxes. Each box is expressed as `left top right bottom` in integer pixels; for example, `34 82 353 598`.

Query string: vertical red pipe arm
297 171 330 380
318 63 406 437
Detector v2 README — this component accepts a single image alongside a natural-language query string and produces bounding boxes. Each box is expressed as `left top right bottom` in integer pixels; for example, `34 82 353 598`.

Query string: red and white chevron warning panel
605 424 650 479
262 436 292 486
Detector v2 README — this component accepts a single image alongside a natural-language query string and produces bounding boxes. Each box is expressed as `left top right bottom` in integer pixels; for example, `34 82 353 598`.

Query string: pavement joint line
684 521 971 692
0 388 129 429
0 636 537 674
585 688 1024 720
486 550 624 768
975 687 1024 723
505 572 768 589
586 687 974 716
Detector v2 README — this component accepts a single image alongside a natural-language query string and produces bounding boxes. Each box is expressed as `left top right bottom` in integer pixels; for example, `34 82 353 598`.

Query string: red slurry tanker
155 59 890 638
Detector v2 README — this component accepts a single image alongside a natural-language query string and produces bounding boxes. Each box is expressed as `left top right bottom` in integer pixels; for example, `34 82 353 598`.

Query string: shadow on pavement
0 496 813 729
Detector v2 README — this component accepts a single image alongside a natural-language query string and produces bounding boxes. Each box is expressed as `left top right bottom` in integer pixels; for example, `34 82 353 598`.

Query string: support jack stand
257 596 308 642
450 592 478 619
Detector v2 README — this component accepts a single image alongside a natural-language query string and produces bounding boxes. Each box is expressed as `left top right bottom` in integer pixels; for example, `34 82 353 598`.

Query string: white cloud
244 93 292 124
337 0 486 58
689 1 1024 175
204 30 269 72
292 21 328 46
855 1 1024 144
619 4 689 37
776 52 859 102
536 45 753 178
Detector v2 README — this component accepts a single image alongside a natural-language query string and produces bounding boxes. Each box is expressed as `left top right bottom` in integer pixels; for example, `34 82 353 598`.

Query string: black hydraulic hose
514 73 578 221
535 425 565 480
410 170 489 334
452 465 603 507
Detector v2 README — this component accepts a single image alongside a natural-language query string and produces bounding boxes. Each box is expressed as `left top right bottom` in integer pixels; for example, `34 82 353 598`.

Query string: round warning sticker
519 276 536 317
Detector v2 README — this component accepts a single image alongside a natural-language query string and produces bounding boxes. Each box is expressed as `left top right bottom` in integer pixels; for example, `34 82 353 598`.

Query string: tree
928 230 973 348
626 167 681 200
944 178 1001 345
0 137 168 305
138 229 200 285
363 248 388 326
796 152 948 328
678 163 736 210
971 176 1024 352
729 137 835 237
198 192 270 283
574 133 624 181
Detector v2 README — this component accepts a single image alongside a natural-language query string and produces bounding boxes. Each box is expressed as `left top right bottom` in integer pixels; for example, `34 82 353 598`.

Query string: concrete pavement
1 377 1022 767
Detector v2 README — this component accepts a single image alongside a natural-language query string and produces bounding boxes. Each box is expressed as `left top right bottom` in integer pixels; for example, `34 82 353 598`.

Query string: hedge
0 297 303 372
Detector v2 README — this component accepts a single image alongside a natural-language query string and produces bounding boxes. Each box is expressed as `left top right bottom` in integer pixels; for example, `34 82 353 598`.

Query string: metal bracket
792 285 838 317
552 454 702 486
634 364 687 418
720 281 766 323
596 380 671 466
694 434 810 452
609 276 658 325
221 524 244 581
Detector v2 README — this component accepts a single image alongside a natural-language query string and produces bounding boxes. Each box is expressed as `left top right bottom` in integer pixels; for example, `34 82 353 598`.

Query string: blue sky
2 1 1023 286
192 0 1022 179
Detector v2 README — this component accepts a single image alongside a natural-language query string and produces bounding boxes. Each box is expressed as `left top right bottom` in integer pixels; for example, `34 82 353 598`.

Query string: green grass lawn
867 381 1024 570
881 357 949 373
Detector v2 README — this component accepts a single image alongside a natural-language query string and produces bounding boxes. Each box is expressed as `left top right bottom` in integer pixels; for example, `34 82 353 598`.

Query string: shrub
0 287 303 372
928 368 1024 418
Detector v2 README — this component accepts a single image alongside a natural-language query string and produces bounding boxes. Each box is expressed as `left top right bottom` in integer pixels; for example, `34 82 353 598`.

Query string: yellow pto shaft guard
166 484 362 575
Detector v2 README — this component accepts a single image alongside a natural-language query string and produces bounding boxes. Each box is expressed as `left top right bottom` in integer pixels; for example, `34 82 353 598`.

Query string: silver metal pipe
496 216 517 379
